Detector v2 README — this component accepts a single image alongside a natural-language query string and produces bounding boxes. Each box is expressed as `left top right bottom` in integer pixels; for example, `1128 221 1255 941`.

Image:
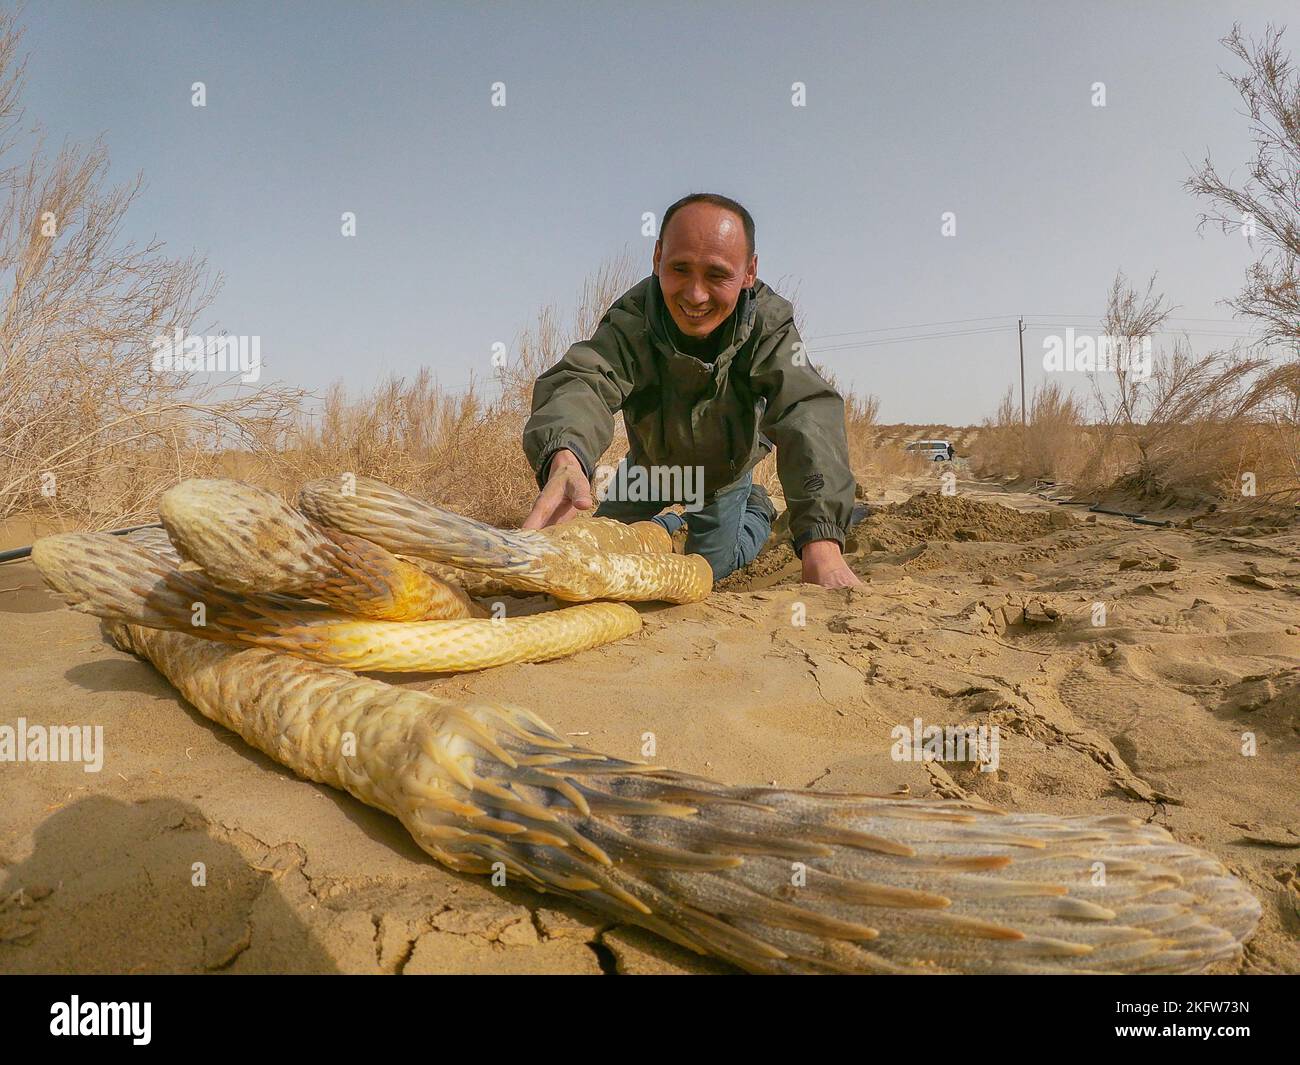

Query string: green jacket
522 274 855 554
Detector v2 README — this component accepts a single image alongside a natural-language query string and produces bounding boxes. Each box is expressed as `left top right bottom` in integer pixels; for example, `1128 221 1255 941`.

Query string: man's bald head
660 193 755 258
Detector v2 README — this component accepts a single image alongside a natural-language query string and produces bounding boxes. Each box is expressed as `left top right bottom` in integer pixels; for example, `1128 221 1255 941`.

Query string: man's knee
687 510 772 582
681 478 773 581
690 540 740 583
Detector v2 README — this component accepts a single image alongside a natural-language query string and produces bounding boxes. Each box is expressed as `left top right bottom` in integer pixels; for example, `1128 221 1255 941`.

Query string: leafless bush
1083 271 1300 505
1187 24 1300 344
970 382 1089 484
972 264 1299 510
1183 23 1300 508
0 12 299 530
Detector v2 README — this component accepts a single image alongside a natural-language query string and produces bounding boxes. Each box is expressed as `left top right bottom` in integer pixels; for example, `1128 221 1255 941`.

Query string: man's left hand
800 539 861 588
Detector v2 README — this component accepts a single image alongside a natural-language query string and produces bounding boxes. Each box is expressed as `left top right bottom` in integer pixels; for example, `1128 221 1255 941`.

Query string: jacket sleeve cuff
536 440 595 489
792 522 846 558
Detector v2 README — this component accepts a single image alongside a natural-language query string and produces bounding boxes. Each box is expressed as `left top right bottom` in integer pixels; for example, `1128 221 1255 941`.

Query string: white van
905 440 954 462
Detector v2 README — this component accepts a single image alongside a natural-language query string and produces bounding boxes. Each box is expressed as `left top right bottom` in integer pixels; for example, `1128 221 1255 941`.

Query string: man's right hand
521 449 595 529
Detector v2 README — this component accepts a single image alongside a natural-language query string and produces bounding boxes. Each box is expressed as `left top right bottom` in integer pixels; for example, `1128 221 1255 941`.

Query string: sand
1 473 1297 974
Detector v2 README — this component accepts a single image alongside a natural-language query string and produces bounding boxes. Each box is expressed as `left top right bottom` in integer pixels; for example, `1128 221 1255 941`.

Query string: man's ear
652 240 662 274
744 254 758 288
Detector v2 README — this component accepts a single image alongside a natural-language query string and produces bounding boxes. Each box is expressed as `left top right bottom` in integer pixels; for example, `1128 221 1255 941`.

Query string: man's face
653 203 758 338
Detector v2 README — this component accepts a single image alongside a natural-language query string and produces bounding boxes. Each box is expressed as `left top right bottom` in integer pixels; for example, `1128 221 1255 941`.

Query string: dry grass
970 365 1300 511
842 389 881 476
969 382 1092 486
1088 346 1300 507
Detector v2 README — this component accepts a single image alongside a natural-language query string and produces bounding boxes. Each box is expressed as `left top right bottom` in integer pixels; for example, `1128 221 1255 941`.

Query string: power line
806 320 1266 355
808 325 1011 352
1035 314 1258 326
806 313 1259 344
1024 324 1262 339
806 315 1010 341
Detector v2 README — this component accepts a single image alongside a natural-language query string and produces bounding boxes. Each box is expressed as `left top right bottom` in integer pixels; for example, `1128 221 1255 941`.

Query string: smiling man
521 193 859 588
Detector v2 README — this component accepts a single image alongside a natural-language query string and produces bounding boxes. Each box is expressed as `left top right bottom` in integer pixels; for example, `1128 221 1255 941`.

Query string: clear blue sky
20 0 1294 423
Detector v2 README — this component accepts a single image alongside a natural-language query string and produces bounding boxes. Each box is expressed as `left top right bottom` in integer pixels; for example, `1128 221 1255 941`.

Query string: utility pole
1018 317 1027 427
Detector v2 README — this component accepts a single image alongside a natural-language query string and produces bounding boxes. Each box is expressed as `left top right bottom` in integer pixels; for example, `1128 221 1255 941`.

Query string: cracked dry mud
2 477 1297 974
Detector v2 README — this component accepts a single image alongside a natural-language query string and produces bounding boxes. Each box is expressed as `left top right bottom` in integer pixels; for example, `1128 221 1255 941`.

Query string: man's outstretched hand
801 539 861 588
521 449 594 529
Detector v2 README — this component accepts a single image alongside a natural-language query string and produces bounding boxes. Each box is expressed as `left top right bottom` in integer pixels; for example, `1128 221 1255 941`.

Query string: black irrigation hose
1085 505 1174 528
0 522 163 565
1031 477 1178 528
1034 483 1178 528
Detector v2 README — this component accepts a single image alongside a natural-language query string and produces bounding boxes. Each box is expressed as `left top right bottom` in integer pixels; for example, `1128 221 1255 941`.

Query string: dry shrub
972 25 1300 512
0 12 299 531
1080 272 1300 506
1084 344 1300 506
1188 24 1300 346
973 355 1300 508
1182 24 1300 511
257 369 511 512
842 390 881 475
850 422 972 482
821 373 904 484
867 440 927 481
970 382 1088 485
972 268 1300 511
506 252 638 491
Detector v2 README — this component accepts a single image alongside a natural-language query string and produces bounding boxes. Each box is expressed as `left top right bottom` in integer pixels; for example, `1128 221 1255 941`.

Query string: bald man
522 192 859 588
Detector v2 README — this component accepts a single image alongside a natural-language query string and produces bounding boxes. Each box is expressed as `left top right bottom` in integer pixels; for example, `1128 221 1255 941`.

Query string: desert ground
1 470 1297 974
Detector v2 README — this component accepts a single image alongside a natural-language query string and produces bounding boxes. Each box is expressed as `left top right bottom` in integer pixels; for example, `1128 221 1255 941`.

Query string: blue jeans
593 470 771 582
